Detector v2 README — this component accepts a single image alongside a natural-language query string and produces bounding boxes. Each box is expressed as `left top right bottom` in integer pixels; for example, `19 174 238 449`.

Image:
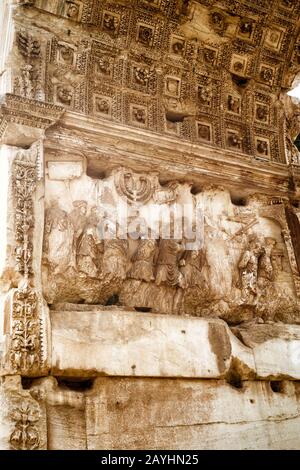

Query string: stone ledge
50 307 300 380
0 94 64 146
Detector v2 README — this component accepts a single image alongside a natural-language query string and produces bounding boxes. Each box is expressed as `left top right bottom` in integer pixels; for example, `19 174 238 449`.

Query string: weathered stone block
51 308 233 378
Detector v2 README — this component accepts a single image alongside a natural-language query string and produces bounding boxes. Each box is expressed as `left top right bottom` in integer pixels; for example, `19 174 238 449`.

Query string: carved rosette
10 401 40 451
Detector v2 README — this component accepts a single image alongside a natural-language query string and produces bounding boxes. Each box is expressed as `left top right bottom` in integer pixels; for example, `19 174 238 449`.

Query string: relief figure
44 200 75 272
102 238 129 280
128 238 157 282
180 249 206 288
258 237 276 282
155 239 185 288
238 235 263 304
69 200 88 253
77 207 104 278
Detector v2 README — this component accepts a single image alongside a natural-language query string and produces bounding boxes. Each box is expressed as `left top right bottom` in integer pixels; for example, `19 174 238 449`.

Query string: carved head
240 19 253 36
256 105 268 121
257 140 268 155
60 45 74 64
57 87 73 105
66 2 79 19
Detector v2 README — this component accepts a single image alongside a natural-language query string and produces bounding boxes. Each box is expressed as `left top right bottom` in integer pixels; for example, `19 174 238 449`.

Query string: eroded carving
17 32 41 59
10 401 40 451
9 148 42 374
114 168 155 204
13 155 36 277
42 166 300 325
24 0 299 163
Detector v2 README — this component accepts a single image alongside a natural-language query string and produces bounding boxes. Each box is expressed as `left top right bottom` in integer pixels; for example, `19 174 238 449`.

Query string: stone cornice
0 93 64 146
45 110 300 200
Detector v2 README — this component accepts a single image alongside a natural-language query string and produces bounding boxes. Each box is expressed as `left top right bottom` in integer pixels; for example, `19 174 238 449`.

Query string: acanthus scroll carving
10 150 41 374
10 401 40 451
14 30 43 100
10 285 40 372
13 156 36 277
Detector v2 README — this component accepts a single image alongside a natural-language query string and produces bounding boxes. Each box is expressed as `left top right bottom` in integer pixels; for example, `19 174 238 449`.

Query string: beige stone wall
4 375 299 450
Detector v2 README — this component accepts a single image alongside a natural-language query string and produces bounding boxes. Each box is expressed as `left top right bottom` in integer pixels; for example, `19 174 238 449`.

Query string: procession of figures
42 167 300 324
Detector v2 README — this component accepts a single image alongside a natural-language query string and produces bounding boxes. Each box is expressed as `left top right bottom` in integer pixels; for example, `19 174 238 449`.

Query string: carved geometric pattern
32 0 300 163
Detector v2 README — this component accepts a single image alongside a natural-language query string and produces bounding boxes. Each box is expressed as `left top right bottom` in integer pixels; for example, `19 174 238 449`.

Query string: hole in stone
86 167 107 180
226 371 243 389
250 399 255 404
230 196 247 206
21 377 35 390
57 378 94 391
294 134 300 152
191 184 202 195
181 330 186 334
134 307 152 312
232 74 249 88
165 110 187 123
105 294 119 306
270 381 284 393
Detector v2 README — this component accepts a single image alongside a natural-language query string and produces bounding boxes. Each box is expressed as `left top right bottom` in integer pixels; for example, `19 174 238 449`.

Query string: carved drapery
42 163 300 323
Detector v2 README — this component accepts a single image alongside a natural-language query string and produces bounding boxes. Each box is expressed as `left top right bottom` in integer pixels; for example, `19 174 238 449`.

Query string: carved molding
0 94 64 146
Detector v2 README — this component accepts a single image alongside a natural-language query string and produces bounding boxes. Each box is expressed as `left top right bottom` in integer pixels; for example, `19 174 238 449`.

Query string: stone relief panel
11 0 300 163
42 159 300 325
